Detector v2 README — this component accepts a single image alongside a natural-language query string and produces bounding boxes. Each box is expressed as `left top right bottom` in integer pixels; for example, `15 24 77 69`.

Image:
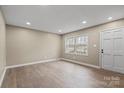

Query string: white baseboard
61 58 100 69
6 58 61 69
0 67 6 88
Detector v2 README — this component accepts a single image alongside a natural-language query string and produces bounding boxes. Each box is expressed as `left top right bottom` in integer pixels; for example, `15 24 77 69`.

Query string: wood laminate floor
2 61 124 88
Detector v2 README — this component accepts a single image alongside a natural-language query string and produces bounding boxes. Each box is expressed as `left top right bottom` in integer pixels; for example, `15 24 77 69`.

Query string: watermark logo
104 76 120 87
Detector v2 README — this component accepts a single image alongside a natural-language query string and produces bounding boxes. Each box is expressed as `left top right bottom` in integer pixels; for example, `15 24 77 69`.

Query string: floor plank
2 61 124 88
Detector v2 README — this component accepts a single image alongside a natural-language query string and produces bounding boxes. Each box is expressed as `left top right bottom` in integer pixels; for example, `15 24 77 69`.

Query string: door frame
99 26 124 69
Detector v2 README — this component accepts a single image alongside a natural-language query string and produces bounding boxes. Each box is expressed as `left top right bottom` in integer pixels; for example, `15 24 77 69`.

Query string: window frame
65 36 76 54
64 34 88 56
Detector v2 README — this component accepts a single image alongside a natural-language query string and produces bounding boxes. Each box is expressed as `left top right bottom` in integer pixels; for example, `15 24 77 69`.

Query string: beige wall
62 19 124 66
6 25 61 66
0 10 6 80
5 18 124 67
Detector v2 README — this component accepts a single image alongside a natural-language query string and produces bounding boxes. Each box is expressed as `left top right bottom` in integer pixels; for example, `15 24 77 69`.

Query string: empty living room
0 1 124 91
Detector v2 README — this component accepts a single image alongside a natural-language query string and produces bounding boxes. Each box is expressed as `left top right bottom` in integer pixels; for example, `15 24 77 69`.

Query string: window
65 37 75 54
75 36 88 55
65 35 88 56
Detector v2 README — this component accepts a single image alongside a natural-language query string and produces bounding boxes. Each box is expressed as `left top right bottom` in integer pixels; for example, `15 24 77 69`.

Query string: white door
101 28 124 74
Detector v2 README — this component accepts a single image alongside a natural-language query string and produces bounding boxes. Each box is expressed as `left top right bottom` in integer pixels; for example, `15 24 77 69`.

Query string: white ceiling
1 5 124 34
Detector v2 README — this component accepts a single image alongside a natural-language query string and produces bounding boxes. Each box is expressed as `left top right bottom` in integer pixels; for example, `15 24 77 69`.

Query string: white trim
61 58 100 69
6 58 61 69
0 67 6 88
99 32 103 68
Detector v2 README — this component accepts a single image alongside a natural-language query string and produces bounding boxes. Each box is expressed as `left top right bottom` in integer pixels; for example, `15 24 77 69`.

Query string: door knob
101 49 104 53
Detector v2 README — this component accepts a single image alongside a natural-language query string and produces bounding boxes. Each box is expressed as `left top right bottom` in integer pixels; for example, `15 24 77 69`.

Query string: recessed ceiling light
82 21 87 24
59 30 62 32
108 17 112 20
26 22 31 25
